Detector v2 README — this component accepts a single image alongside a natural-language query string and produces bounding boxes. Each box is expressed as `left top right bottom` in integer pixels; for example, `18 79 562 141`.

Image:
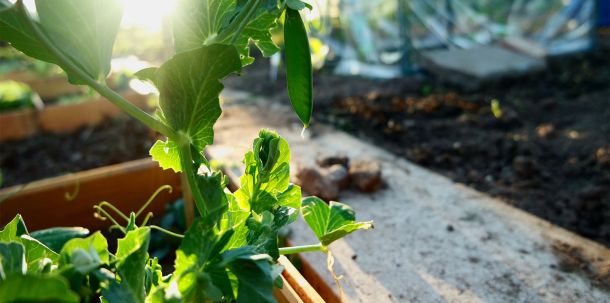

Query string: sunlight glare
119 0 176 32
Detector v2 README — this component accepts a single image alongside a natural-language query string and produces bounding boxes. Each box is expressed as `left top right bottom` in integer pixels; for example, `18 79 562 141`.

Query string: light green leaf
284 7 313 127
0 274 80 303
30 227 89 252
20 235 59 273
149 139 182 172
172 0 236 53
0 242 25 279
155 45 241 152
0 214 28 242
34 0 123 83
0 1 59 65
302 197 373 246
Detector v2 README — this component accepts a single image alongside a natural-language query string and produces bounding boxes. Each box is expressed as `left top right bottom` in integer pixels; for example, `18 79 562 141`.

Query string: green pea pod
284 8 313 128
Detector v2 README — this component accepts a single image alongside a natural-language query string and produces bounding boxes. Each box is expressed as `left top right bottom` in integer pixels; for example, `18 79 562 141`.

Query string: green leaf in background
60 231 109 268
146 45 241 172
149 139 182 172
30 227 89 252
0 242 25 279
284 7 313 127
104 228 151 303
172 0 236 53
0 274 79 303
302 197 373 246
34 0 123 83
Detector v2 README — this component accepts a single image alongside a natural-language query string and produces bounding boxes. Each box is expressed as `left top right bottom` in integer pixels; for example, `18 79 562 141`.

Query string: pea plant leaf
34 0 123 83
146 45 241 172
173 0 281 65
30 227 89 252
148 139 182 172
0 214 28 242
302 197 373 246
0 274 80 303
172 0 236 53
232 130 302 259
218 249 280 303
232 2 281 65
284 7 313 127
0 1 58 64
60 231 110 267
0 242 25 279
103 228 151 303
0 0 123 84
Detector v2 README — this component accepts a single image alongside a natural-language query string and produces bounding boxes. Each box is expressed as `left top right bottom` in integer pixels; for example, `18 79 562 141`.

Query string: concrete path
208 90 610 303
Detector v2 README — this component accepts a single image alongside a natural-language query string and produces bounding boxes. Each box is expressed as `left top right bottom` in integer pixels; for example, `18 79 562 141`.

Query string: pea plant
0 0 372 302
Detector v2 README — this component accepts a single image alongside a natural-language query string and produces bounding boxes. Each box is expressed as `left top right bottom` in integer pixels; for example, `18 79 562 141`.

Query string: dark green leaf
0 274 79 303
0 1 59 66
30 227 89 252
148 45 241 171
302 197 373 246
284 7 313 127
222 251 278 303
0 242 25 279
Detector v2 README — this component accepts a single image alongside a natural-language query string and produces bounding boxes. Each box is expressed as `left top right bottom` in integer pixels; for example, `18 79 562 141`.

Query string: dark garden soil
0 117 156 188
225 37 610 246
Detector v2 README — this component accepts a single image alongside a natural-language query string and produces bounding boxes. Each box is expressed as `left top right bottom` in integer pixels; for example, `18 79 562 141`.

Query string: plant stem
17 1 177 139
279 244 326 255
178 134 206 217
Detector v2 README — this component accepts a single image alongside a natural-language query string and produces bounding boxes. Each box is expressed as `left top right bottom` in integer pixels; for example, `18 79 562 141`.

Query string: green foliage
30 227 89 252
0 0 371 302
302 197 373 246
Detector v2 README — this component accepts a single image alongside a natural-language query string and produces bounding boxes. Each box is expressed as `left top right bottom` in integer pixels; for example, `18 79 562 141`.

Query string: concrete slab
420 46 546 88
209 90 610 303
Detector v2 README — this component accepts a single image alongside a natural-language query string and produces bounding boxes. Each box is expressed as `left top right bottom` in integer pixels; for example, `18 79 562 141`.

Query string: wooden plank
0 158 182 231
278 256 326 303
273 275 304 303
1 71 83 99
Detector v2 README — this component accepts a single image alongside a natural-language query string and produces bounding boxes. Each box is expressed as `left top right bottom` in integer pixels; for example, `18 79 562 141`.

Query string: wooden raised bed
0 158 181 231
1 70 83 99
0 89 150 142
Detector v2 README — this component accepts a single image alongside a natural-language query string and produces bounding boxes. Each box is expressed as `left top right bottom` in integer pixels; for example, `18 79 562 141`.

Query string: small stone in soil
316 154 349 168
295 166 340 201
349 159 383 192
